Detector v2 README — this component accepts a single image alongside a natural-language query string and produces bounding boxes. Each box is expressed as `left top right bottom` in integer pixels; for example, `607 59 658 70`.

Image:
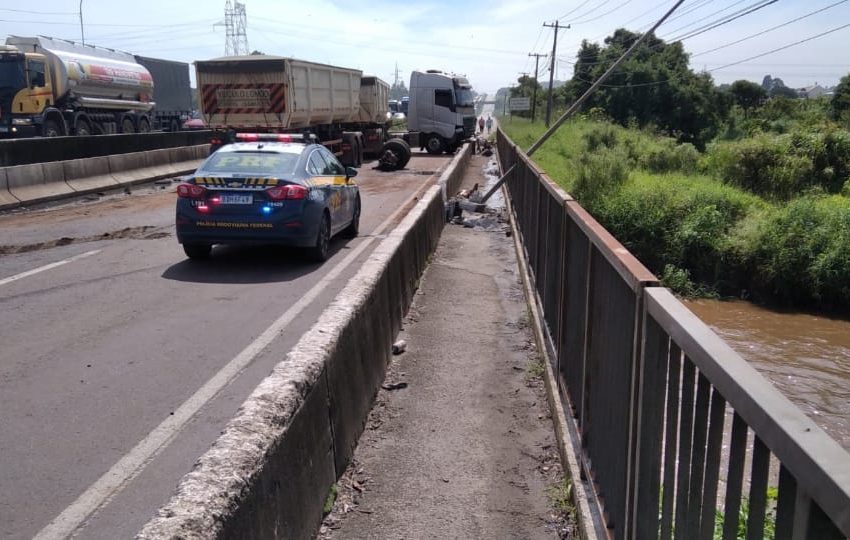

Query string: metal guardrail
496 128 850 540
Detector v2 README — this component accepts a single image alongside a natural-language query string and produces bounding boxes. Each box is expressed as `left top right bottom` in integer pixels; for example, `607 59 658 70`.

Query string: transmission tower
220 0 249 56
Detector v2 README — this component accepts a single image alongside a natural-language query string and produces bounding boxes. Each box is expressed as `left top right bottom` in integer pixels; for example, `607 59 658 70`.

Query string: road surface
0 151 450 539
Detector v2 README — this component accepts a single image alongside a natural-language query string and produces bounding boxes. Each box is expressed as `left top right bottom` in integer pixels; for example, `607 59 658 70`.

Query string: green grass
502 117 850 310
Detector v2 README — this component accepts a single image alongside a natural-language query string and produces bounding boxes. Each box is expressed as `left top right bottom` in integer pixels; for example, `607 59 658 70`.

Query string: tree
769 85 798 99
508 75 542 118
389 80 408 101
729 79 767 115
559 29 727 148
831 73 850 120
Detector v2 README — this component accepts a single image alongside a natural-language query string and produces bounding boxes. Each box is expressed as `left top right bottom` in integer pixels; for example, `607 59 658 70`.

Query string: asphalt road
0 151 450 540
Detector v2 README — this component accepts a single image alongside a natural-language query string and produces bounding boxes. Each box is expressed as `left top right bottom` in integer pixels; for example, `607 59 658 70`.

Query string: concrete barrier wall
0 131 212 167
137 143 471 539
0 144 208 209
0 168 20 209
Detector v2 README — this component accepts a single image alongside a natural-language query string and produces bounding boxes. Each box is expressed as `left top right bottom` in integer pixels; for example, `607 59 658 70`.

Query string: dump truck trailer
133 55 192 132
196 54 388 166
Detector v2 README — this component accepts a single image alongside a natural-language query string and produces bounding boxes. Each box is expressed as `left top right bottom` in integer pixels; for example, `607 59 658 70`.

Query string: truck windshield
454 88 474 108
197 151 300 176
0 58 26 90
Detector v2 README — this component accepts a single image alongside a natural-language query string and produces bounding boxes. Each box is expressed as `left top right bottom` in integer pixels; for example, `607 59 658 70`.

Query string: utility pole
79 0 85 45
543 21 568 127
528 52 547 123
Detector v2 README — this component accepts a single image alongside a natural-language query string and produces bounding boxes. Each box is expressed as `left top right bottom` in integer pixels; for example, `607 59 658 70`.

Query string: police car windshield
198 151 299 176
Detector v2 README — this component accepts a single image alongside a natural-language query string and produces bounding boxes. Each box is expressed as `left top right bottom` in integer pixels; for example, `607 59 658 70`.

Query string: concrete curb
136 143 471 539
501 153 606 539
0 168 21 209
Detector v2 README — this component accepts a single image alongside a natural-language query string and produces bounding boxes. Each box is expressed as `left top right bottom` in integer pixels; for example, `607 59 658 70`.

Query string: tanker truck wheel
75 119 92 136
425 134 445 155
42 120 61 137
122 118 135 133
378 138 411 170
138 118 151 133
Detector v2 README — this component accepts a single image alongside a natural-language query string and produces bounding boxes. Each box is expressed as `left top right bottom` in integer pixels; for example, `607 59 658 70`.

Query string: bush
641 139 699 174
745 195 850 307
573 145 629 203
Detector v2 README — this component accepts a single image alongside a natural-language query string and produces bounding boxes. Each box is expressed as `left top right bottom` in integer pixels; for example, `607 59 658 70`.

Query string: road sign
509 97 531 111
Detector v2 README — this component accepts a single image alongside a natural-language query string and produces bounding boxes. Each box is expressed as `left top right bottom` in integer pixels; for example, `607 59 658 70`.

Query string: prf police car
175 133 360 262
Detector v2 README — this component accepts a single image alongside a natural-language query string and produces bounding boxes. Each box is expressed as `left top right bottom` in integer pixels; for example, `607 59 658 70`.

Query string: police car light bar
234 133 316 143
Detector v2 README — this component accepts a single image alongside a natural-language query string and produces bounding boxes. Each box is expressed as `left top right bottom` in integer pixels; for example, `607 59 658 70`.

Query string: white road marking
0 250 101 287
34 178 435 540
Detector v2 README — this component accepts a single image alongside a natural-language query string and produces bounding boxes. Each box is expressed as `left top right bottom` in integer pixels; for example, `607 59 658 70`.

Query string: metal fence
496 129 850 540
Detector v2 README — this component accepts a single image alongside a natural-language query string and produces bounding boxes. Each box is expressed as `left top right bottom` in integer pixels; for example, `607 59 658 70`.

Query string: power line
559 0 594 21
560 0 612 23
691 0 848 58
570 0 634 25
0 7 77 15
664 0 778 42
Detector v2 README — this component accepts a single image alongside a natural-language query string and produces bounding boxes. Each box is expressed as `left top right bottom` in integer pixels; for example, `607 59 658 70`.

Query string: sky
2 0 849 95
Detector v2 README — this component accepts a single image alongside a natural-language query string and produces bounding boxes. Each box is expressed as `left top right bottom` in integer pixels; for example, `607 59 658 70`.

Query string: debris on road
380 382 408 391
391 340 407 355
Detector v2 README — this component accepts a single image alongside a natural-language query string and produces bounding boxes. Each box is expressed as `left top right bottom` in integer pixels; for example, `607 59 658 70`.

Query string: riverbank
501 118 850 313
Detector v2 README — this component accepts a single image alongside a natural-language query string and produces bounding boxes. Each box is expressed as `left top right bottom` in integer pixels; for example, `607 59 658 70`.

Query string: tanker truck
196 55 475 169
0 36 155 138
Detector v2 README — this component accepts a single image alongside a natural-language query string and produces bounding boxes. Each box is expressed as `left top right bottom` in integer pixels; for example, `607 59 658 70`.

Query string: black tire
355 137 363 167
75 119 91 136
169 119 180 132
138 117 151 133
380 138 411 170
342 196 360 239
122 117 135 133
308 213 331 262
42 119 61 137
425 134 444 155
183 243 212 259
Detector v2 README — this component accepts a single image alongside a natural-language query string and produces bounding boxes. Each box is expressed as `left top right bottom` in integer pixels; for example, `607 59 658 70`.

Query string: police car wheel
308 213 331 262
342 197 360 239
183 243 212 259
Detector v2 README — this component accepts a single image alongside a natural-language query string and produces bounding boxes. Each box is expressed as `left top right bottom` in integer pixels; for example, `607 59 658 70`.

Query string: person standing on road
478 116 485 134
485 115 493 135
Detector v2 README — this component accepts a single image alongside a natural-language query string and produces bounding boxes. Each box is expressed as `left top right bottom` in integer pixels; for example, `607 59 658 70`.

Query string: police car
175 133 360 261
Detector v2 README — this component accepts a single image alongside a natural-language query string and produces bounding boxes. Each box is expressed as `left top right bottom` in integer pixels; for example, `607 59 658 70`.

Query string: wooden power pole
528 52 547 123
543 21 568 128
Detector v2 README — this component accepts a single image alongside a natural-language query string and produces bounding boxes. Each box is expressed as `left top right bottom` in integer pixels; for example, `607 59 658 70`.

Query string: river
685 299 850 451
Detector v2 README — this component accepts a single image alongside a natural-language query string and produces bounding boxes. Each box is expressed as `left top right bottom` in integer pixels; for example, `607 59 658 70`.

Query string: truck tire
170 119 180 132
75 119 92 136
42 119 61 137
378 138 411 170
425 134 444 155
122 117 135 133
138 117 151 133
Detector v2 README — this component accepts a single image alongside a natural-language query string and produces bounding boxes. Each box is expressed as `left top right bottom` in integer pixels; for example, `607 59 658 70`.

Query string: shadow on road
161 240 350 284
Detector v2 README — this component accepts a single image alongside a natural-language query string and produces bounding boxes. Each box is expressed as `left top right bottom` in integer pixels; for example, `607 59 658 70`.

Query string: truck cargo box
134 55 191 112
357 76 389 124
196 55 361 130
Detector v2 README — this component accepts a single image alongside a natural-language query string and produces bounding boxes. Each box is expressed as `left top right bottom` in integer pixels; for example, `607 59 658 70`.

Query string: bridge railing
496 128 850 540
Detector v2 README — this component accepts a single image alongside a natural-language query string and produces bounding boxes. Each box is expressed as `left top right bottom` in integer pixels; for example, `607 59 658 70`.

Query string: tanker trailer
0 36 154 138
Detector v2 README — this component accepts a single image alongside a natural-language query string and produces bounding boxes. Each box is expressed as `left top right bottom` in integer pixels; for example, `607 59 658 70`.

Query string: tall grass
502 117 850 310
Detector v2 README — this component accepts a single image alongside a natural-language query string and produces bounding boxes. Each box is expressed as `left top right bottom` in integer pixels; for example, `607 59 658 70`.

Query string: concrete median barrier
137 143 470 539
0 168 20 210
63 156 118 193
6 162 74 204
109 152 156 184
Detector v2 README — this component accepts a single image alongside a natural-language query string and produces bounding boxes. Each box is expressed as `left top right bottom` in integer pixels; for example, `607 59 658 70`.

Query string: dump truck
196 55 475 169
0 36 155 137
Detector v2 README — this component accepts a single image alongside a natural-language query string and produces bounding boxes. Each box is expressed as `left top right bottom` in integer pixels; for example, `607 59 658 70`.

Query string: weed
323 483 338 515
547 478 576 519
526 355 545 380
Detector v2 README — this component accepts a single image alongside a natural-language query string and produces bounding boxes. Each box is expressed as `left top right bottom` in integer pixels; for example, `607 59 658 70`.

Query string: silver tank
6 36 154 111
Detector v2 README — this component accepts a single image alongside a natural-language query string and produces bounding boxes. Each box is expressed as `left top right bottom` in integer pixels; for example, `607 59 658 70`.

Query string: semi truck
195 55 475 169
0 36 191 138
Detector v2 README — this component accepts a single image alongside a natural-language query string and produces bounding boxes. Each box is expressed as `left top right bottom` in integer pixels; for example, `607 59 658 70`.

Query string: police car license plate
220 194 253 204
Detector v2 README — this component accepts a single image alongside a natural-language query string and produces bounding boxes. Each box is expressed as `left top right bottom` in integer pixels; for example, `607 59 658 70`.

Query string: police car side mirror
345 166 358 179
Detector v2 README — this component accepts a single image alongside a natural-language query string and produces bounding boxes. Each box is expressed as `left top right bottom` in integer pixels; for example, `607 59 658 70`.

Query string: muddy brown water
685 299 850 451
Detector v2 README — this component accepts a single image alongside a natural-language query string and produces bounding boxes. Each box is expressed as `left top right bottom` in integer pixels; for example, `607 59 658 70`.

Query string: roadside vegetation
499 28 850 312
502 109 850 311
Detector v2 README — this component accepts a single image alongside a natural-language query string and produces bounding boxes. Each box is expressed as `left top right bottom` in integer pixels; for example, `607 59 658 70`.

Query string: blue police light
262 206 272 214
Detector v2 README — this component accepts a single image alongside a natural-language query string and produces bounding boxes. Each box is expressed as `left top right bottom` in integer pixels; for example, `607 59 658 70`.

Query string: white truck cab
407 70 476 154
